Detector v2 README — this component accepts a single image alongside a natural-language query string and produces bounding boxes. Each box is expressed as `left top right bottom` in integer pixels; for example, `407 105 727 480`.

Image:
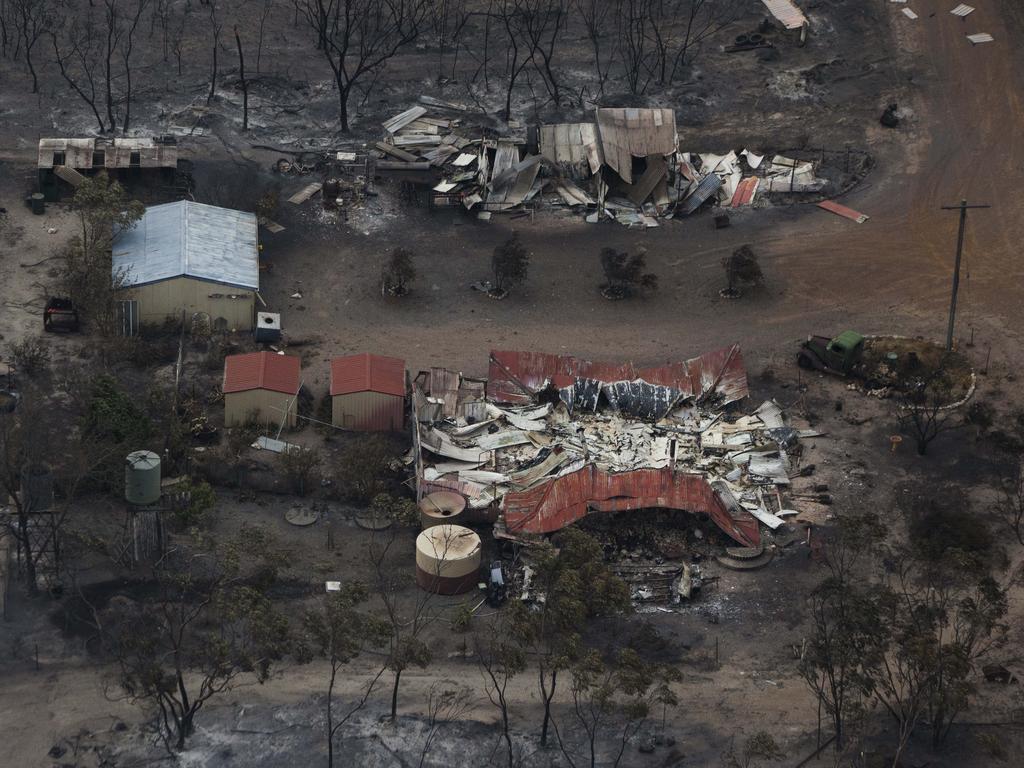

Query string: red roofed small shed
223 351 301 428
330 353 406 431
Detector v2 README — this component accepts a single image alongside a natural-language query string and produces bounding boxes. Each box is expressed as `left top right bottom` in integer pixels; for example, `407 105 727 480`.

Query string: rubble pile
371 99 834 226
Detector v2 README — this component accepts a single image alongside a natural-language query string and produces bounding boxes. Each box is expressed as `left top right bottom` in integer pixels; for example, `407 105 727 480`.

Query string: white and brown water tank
414 524 481 595
418 491 467 529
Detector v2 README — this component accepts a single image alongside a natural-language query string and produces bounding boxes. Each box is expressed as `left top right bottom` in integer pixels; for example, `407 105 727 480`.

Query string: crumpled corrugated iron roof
501 464 761 548
223 351 300 395
595 108 678 184
487 344 748 408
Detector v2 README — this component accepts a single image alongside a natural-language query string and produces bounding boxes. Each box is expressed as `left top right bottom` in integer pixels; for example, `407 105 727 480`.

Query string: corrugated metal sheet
761 0 808 30
595 108 677 184
817 200 869 223
112 201 259 289
679 174 723 215
501 465 761 547
539 123 603 177
383 105 428 133
223 351 300 394
330 353 406 397
730 176 760 207
487 344 748 407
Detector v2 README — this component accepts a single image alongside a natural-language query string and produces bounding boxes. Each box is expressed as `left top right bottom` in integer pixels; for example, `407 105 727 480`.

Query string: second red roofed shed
330 353 406 431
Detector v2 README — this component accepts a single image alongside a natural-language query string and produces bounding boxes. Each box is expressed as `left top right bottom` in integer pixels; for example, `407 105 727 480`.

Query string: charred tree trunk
234 27 248 131
390 668 402 720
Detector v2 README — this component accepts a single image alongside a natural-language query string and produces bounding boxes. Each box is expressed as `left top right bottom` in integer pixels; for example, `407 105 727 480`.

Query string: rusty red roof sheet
501 465 760 548
487 344 748 406
331 353 406 397
223 351 300 395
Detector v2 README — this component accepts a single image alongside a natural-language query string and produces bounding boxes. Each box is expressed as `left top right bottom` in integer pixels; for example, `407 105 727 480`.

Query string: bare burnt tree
518 0 567 108
475 614 526 768
494 0 541 120
994 463 1024 546
0 388 111 596
256 0 274 73
300 585 390 768
616 0 739 94
896 358 963 456
428 0 471 84
11 0 54 93
51 13 109 133
50 1 150 133
0 0 10 59
118 0 151 133
417 682 474 768
299 0 428 132
667 0 740 83
234 25 248 131
573 0 617 97
104 528 291 753
207 0 223 104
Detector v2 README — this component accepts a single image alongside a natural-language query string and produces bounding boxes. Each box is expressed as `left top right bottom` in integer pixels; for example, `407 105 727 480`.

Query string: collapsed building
37 136 187 201
372 99 832 227
411 346 814 551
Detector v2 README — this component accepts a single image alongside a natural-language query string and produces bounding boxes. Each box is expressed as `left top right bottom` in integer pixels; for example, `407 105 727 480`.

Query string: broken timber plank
287 182 323 205
374 141 419 162
817 200 869 223
53 165 86 187
257 216 285 233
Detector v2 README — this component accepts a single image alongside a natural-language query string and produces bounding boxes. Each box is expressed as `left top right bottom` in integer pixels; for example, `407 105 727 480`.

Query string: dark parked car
44 297 80 332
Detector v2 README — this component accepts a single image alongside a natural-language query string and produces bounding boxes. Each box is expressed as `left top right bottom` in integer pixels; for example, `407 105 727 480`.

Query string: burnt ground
3 0 1024 766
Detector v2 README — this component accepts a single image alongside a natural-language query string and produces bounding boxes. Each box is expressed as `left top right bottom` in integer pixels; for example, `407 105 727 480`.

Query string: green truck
797 330 865 376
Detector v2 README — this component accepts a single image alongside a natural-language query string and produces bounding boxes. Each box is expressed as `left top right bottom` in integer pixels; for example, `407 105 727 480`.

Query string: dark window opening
129 151 141 166
52 151 66 166
92 150 105 167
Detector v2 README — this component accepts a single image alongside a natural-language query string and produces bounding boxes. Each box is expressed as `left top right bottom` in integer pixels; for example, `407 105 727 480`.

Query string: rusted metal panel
501 465 760 547
817 200 869 224
730 176 760 207
487 345 748 407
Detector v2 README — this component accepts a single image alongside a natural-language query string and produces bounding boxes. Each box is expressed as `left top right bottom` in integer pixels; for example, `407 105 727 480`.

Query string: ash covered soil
3 1 1024 767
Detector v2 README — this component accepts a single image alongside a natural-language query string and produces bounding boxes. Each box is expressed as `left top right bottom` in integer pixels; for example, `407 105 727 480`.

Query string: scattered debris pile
411 347 821 554
370 99 845 227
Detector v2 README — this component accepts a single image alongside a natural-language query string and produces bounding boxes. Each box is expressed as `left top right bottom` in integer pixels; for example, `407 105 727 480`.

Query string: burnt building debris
37 136 190 201
410 346 817 555
368 99 848 227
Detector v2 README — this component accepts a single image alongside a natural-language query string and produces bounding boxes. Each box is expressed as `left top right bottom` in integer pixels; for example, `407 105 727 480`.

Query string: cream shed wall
224 389 297 428
124 277 254 330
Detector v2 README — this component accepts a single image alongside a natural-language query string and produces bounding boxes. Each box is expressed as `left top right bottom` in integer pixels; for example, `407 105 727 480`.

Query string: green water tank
125 450 161 506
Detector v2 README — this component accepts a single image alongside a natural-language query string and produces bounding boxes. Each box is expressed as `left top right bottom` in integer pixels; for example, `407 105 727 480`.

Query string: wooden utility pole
940 199 989 350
